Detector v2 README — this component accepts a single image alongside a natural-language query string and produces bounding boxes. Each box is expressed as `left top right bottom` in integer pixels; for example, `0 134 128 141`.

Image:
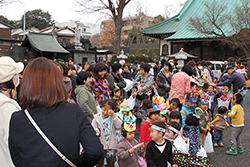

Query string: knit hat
0 56 24 84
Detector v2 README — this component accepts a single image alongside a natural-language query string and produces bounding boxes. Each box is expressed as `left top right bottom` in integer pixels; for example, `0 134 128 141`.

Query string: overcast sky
1 0 185 24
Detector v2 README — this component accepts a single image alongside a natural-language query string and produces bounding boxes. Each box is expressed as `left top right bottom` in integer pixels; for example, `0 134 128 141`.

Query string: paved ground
208 91 250 166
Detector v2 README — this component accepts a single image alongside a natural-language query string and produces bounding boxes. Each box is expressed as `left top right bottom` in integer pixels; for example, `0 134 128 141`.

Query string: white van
210 61 224 80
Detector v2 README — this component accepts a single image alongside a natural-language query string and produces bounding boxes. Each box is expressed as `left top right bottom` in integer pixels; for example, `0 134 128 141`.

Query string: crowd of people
0 56 247 167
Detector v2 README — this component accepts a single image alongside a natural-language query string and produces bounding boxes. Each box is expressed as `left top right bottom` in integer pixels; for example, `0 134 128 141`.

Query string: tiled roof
22 32 69 53
141 0 241 40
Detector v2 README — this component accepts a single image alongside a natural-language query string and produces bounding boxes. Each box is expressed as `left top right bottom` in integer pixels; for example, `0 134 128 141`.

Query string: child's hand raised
128 148 135 154
108 109 116 119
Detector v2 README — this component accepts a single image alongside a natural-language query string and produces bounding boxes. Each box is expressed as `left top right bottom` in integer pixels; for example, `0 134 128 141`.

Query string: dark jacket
107 72 126 90
156 71 172 97
146 139 173 167
217 71 246 92
9 102 103 167
121 71 134 80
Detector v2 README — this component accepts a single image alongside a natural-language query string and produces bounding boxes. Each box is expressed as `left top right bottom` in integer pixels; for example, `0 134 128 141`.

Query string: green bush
129 48 159 57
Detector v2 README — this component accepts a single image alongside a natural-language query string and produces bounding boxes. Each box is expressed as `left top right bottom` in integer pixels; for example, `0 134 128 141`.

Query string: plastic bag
123 78 135 92
203 132 214 153
217 98 230 109
197 146 207 157
127 95 136 110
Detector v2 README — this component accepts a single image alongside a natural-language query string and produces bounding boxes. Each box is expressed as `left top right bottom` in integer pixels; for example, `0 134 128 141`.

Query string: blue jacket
9 102 103 167
180 103 196 127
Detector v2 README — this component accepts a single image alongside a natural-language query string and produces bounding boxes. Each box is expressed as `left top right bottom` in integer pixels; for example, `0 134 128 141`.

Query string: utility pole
23 11 26 40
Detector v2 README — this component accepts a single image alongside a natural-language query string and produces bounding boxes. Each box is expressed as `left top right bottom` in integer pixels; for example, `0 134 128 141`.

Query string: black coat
9 102 103 167
107 72 126 91
146 139 173 167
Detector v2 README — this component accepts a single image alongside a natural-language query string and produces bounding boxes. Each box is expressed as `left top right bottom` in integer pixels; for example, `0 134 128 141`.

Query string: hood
75 85 90 95
181 65 196 76
0 93 21 110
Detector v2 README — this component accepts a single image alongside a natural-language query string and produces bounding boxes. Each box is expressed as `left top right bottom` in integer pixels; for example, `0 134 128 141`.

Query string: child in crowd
180 92 198 127
169 98 180 113
182 114 201 156
165 121 188 153
117 126 144 167
196 93 210 145
190 82 197 92
220 86 230 102
218 86 231 109
203 83 209 93
196 79 204 93
209 106 229 147
139 104 160 144
92 100 122 167
214 77 218 84
226 94 244 155
136 99 151 122
207 85 216 120
111 88 122 112
169 110 182 125
146 121 177 167
159 110 168 123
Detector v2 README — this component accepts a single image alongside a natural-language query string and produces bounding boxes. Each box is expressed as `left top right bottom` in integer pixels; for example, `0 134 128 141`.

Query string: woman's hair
185 114 199 127
169 110 182 124
141 99 151 111
76 71 92 85
152 121 166 136
121 126 128 138
111 63 122 73
191 82 196 87
163 61 172 71
187 60 196 68
69 65 76 71
218 106 228 115
100 99 116 110
140 63 150 73
205 61 212 66
0 79 15 91
167 121 181 134
59 63 69 77
92 63 108 80
20 57 68 110
87 65 94 73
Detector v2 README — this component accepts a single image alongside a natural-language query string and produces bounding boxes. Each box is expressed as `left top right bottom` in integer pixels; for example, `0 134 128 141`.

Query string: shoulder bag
24 109 77 167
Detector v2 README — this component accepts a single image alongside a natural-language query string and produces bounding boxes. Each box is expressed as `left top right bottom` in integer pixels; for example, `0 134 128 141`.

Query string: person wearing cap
0 56 24 167
236 65 247 80
214 66 247 107
169 65 195 104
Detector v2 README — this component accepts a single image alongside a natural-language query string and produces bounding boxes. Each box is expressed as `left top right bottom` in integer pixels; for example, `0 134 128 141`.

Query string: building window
148 21 152 25
82 28 86 32
162 44 168 55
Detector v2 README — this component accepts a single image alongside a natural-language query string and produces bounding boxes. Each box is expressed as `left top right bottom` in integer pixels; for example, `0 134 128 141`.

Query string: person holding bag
8 57 103 167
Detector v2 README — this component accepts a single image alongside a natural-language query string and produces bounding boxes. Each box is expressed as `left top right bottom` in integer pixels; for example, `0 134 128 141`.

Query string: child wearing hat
180 92 198 127
146 121 178 167
117 106 145 167
196 92 211 146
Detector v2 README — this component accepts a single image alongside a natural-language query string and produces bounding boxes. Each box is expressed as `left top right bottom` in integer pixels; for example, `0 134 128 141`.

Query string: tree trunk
113 16 123 54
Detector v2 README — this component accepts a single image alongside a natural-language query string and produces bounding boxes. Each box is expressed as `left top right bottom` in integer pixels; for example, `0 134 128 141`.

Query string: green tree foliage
0 15 16 27
19 9 55 30
80 38 92 49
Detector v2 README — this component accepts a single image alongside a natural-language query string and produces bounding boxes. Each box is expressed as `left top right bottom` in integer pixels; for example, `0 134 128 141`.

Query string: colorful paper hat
222 86 229 93
124 112 136 132
159 103 169 115
119 99 131 112
189 91 199 103
201 71 207 80
200 92 210 104
151 124 166 133
152 96 165 111
197 78 204 87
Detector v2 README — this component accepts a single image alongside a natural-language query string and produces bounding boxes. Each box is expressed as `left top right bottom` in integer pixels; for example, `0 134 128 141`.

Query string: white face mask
170 63 174 66
119 69 123 74
15 75 20 88
198 66 203 70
